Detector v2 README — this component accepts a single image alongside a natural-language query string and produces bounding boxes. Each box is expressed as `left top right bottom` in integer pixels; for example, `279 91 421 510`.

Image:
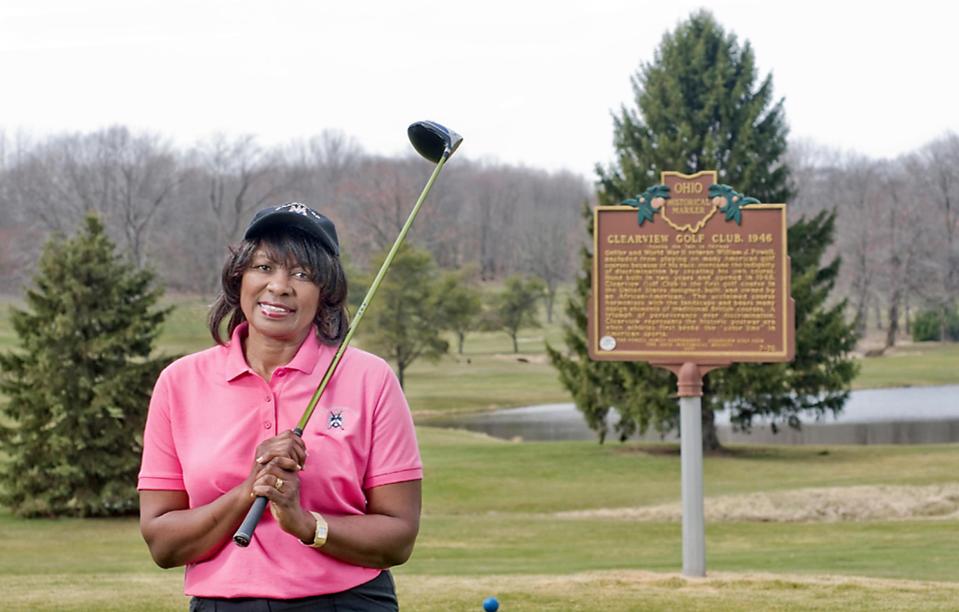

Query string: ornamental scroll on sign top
588 171 795 365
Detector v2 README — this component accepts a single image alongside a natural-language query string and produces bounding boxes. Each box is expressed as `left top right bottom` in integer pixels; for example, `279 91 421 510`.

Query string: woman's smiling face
239 246 321 345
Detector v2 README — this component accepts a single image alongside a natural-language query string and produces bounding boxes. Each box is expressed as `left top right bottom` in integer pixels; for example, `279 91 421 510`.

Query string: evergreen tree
0 214 171 517
707 211 860 440
488 275 545 353
549 11 858 449
597 10 790 204
363 244 449 388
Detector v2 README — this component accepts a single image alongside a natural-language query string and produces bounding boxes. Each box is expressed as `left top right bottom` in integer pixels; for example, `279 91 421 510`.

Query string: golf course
2 295 959 610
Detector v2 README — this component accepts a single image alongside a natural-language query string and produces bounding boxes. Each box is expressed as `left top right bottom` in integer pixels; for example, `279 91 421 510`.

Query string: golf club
233 120 462 547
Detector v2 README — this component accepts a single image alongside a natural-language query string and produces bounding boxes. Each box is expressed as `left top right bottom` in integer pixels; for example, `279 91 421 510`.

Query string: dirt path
555 484 959 522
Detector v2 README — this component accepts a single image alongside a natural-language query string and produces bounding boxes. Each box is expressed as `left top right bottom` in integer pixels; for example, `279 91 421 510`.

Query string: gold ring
274 477 284 491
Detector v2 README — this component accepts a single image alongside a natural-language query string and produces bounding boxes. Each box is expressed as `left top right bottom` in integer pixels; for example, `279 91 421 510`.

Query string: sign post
678 363 705 576
588 171 795 577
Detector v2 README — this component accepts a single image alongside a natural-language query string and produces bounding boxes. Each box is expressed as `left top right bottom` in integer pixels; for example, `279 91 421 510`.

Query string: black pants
189 571 398 611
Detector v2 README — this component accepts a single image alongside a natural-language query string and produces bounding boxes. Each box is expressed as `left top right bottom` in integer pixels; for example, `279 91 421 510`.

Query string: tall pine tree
363 244 450 389
549 11 858 449
599 10 789 203
0 214 171 516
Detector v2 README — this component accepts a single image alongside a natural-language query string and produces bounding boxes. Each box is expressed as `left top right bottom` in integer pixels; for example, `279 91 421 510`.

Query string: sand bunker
555 484 959 522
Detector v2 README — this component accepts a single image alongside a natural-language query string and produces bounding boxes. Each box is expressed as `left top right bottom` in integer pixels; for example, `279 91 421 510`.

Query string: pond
430 385 959 445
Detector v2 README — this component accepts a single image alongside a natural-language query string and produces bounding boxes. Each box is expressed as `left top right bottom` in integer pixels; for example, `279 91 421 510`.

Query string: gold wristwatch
304 511 328 548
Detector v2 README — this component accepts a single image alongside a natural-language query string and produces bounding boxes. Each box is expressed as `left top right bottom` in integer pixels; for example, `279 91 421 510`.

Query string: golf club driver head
408 120 463 163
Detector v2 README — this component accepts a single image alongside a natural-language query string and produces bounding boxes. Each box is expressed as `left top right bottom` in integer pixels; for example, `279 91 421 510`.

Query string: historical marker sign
588 170 795 365
587 170 795 578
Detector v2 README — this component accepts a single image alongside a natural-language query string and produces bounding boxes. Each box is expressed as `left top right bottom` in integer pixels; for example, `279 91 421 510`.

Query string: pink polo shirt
138 323 422 598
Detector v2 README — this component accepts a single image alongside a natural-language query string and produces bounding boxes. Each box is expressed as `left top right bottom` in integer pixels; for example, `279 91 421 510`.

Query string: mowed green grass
855 342 959 389
3 429 959 610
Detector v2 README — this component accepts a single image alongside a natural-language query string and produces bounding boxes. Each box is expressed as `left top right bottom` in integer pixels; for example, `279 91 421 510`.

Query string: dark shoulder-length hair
208 228 349 346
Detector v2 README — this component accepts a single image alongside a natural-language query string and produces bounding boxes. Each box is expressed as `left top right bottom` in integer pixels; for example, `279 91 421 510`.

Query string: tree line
0 127 589 303
787 136 959 346
1 130 956 343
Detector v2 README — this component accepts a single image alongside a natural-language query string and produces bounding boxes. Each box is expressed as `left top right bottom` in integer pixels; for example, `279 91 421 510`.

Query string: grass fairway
3 429 959 610
855 342 959 389
1 295 959 609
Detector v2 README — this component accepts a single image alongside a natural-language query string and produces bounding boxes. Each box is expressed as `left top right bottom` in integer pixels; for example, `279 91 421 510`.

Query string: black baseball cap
244 203 340 256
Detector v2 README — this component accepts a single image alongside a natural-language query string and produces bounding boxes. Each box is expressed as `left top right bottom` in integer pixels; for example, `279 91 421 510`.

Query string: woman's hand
249 430 314 542
250 430 307 476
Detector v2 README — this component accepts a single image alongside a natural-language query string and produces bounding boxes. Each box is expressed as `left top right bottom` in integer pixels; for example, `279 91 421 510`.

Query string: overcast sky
2 1 956 179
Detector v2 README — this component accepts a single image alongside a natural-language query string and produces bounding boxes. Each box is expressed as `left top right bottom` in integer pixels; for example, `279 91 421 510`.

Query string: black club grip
233 495 268 547
233 427 304 548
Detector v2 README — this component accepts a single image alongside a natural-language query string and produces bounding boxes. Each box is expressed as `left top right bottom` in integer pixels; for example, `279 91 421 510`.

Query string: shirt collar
223 322 323 381
285 326 322 375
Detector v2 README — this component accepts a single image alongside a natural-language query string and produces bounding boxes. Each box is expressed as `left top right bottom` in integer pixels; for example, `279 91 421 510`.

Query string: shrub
911 308 959 342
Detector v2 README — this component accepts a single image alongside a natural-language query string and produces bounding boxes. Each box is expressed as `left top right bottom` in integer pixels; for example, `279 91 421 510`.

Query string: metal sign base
680 394 705 577
656 362 726 577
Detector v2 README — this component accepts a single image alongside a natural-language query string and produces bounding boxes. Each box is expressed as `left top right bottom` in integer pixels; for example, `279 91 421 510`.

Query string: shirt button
266 396 272 403
264 422 273 429
276 369 286 377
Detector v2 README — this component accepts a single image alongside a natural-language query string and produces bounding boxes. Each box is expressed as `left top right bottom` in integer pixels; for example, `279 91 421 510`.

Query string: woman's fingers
249 454 313 539
253 431 308 468
261 456 303 472
253 473 288 497
252 462 301 499
253 474 294 500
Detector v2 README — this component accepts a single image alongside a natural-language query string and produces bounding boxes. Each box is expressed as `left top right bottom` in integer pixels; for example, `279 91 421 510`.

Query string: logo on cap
245 202 340 256
279 202 318 218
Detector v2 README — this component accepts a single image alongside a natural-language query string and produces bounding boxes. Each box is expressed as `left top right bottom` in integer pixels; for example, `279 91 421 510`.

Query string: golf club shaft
233 151 450 547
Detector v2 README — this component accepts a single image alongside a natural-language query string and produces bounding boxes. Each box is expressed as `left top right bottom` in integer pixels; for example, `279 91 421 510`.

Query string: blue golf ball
483 596 499 612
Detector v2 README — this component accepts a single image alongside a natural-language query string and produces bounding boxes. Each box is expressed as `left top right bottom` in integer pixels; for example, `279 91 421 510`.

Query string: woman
138 203 422 611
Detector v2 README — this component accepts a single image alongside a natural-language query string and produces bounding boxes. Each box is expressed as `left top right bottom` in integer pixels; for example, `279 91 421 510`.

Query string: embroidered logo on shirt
327 410 344 430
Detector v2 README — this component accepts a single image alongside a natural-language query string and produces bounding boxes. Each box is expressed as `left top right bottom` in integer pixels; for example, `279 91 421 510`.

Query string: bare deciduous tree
94 127 183 267
831 155 883 337
516 170 589 322
917 134 959 338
